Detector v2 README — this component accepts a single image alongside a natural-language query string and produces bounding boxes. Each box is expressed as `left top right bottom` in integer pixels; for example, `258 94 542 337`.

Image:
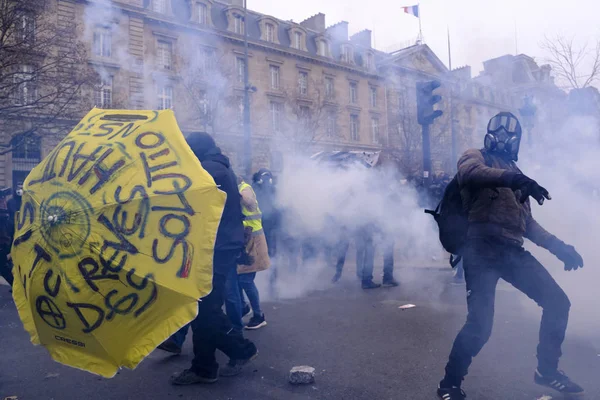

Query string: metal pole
243 0 252 178
422 123 431 185
450 87 457 170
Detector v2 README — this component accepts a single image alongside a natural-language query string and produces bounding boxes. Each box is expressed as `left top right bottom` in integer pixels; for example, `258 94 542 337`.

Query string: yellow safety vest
238 182 263 235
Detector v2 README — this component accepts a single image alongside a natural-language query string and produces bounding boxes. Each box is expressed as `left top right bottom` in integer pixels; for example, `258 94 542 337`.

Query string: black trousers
190 250 257 375
0 246 13 286
444 238 570 385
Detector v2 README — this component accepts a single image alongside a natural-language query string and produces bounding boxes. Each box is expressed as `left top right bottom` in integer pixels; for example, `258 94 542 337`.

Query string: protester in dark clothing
0 192 13 287
167 132 257 385
437 113 584 400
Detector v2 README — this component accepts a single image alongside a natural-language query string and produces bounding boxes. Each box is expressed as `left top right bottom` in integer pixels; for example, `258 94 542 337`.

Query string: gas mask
15 187 23 197
484 112 522 161
257 174 273 185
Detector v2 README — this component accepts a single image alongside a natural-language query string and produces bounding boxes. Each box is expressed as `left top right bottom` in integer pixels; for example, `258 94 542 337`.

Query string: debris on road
289 366 315 384
399 304 417 310
536 396 553 400
44 373 60 380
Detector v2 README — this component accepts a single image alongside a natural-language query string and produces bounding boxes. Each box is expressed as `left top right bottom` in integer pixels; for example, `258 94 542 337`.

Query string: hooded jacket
458 148 562 251
199 148 245 255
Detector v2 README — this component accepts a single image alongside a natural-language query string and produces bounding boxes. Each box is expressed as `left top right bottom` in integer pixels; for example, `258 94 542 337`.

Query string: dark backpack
425 150 491 267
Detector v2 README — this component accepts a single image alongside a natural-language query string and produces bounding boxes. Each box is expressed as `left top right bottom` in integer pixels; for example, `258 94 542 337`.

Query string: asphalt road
1 268 599 400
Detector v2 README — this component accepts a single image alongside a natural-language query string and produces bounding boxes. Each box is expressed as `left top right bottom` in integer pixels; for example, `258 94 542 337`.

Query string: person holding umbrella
170 132 258 385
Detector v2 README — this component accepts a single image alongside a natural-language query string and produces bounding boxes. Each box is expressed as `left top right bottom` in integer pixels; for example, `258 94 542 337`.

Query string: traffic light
416 80 443 125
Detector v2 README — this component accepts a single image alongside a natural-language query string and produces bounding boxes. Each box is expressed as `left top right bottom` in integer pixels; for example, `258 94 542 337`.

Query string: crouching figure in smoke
437 112 585 400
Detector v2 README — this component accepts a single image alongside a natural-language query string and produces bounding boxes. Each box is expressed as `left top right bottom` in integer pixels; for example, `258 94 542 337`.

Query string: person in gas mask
437 112 585 400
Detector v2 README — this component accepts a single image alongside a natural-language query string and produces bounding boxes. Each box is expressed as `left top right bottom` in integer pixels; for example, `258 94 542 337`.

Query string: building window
234 15 244 34
349 82 358 104
370 86 377 108
94 76 113 108
152 0 168 13
198 48 214 75
298 71 308 95
299 105 310 125
157 41 173 70
236 96 244 124
365 53 374 70
325 77 334 98
326 112 336 137
341 45 351 63
197 3 208 24
12 135 41 162
293 32 302 49
93 28 112 58
270 65 280 89
14 65 36 105
17 12 36 44
265 23 275 43
318 40 328 57
236 57 245 83
371 117 380 144
350 114 359 141
270 101 282 133
157 85 173 110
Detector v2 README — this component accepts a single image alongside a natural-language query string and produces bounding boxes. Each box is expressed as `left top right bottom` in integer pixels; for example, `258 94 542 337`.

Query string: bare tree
269 76 343 155
180 48 241 135
391 87 421 176
0 0 97 155
541 34 600 90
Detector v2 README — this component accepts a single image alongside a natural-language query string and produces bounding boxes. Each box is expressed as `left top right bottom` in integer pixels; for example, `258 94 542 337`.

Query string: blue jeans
238 272 262 317
171 324 190 348
225 266 244 332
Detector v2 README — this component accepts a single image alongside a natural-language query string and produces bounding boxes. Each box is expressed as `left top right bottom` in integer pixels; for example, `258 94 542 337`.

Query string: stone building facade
0 0 560 187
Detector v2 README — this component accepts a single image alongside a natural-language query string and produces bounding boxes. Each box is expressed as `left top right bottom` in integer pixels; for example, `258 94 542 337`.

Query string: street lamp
519 95 537 148
242 0 252 178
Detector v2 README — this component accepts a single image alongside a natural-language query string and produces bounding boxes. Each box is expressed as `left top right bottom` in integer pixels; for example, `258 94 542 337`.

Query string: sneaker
170 368 218 385
220 350 259 377
534 369 584 396
382 277 399 287
362 280 381 290
245 314 267 330
242 303 252 318
437 385 466 400
157 339 182 354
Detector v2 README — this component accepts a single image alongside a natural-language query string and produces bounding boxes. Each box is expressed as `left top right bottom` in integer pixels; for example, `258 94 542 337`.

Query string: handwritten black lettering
36 296 66 330
104 290 138 321
126 270 158 317
67 302 105 333
43 269 62 297
114 185 149 239
77 257 119 292
152 214 191 278
29 244 52 278
17 201 35 230
77 147 126 195
97 213 139 255
98 243 127 274
135 131 165 150
13 228 33 247
150 173 195 216
68 143 103 182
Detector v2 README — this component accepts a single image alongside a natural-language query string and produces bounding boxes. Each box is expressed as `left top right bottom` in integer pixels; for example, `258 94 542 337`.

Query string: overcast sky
248 0 600 76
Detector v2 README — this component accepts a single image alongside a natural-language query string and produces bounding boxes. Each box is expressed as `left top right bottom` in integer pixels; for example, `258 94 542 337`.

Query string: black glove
505 173 552 205
553 243 584 271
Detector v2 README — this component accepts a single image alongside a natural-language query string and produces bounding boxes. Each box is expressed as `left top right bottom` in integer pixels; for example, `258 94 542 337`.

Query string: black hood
201 147 231 168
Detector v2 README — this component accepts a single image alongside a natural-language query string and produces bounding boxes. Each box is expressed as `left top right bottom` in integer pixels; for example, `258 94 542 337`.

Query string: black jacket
199 149 245 256
252 182 278 223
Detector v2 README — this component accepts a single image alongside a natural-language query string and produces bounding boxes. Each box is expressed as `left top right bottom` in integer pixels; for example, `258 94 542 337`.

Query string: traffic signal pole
421 123 432 183
416 80 443 185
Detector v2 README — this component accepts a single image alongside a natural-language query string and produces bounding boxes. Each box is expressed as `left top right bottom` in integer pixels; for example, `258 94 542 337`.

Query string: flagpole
447 26 452 70
418 3 423 43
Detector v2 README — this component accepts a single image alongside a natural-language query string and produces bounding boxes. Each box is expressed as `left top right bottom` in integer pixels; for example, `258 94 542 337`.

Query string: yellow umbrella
10 108 225 377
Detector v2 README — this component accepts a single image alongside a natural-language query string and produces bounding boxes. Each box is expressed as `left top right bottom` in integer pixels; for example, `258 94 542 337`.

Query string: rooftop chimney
350 29 372 48
300 13 326 32
326 21 349 42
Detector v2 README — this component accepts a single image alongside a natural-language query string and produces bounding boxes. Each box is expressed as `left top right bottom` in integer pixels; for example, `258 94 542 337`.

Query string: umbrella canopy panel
10 109 226 377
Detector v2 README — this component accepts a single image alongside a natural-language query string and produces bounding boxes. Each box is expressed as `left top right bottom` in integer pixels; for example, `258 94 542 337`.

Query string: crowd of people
0 111 590 399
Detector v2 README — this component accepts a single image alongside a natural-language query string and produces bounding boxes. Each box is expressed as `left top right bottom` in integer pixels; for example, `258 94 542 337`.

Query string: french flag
403 5 419 17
